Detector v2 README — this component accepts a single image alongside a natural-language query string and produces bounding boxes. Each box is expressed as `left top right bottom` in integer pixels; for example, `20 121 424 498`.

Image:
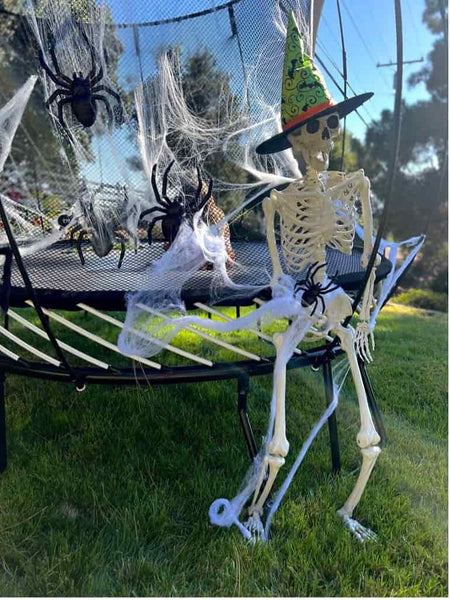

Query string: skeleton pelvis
322 288 353 330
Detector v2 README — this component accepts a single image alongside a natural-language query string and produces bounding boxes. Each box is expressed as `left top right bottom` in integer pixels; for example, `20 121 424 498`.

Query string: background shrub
394 288 448 312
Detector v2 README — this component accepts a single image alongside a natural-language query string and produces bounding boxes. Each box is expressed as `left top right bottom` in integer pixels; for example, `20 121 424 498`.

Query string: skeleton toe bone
339 515 378 543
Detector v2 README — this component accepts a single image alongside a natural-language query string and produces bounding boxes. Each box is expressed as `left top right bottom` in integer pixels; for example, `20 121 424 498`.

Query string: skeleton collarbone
276 171 359 274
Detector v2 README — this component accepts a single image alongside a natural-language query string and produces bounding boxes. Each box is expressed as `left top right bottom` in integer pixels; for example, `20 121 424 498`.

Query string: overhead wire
404 0 425 56
339 0 393 92
314 53 370 128
336 0 347 169
315 39 379 123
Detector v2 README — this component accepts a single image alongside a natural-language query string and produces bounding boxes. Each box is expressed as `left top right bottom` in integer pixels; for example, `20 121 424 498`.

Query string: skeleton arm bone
354 171 377 361
263 191 284 288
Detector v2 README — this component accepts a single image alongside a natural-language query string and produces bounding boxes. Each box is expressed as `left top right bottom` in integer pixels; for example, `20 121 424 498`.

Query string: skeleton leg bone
245 331 289 541
333 323 381 542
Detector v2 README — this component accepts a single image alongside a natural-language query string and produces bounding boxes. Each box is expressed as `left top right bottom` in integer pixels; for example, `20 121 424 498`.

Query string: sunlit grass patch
0 303 446 596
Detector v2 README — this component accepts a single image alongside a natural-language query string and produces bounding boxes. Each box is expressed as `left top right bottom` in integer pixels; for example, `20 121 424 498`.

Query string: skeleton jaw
309 148 331 172
287 111 340 174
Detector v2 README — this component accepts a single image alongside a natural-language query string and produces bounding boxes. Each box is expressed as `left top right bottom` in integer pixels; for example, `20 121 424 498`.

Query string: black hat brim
256 92 373 155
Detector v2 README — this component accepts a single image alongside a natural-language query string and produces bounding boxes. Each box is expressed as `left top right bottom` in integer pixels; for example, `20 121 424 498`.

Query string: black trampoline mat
8 241 392 310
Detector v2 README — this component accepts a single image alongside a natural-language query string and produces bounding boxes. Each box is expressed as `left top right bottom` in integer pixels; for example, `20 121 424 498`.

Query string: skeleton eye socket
306 119 320 134
327 115 339 129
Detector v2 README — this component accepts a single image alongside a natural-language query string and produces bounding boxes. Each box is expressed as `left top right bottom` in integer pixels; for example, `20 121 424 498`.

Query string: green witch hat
256 11 373 155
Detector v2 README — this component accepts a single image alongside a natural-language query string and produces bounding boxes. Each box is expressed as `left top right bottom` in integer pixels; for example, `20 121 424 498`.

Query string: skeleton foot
339 513 378 543
244 511 266 544
244 455 285 543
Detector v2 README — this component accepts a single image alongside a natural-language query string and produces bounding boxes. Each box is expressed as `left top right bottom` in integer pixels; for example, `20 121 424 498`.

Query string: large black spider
294 262 340 316
139 161 213 246
38 31 122 130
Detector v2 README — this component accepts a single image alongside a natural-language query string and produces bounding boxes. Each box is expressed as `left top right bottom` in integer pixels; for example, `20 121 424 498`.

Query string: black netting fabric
8 240 392 310
0 0 393 311
0 0 315 224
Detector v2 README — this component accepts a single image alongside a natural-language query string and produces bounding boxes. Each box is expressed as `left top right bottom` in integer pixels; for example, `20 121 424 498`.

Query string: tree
0 0 123 204
354 0 447 292
127 47 264 240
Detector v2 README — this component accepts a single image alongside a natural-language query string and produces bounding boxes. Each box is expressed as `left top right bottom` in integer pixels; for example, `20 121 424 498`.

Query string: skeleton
245 112 381 542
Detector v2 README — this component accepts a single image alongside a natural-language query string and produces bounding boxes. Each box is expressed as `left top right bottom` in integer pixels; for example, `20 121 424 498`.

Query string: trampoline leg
358 358 387 447
0 372 6 473
237 375 258 460
323 360 341 474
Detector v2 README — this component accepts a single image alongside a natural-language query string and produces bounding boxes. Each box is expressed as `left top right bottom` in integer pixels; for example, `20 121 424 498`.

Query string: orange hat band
282 100 335 132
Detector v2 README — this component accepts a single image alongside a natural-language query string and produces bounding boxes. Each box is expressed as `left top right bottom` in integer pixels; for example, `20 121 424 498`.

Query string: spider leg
162 160 175 200
80 29 98 80
147 215 165 245
305 261 318 280
321 282 340 294
92 95 113 128
151 165 170 209
117 239 126 269
195 167 203 199
90 66 103 87
140 206 162 220
197 177 213 213
309 262 327 281
114 231 127 269
307 297 318 316
56 97 72 130
91 85 123 121
76 230 87 265
49 45 72 85
318 295 326 314
69 224 82 245
38 49 71 88
45 89 69 109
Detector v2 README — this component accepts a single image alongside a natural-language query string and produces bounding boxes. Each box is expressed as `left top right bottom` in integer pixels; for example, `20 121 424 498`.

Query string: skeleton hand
355 320 374 363
361 252 381 269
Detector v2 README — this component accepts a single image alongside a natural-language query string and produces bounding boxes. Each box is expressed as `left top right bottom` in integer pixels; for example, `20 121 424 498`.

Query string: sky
316 0 436 140
80 0 438 185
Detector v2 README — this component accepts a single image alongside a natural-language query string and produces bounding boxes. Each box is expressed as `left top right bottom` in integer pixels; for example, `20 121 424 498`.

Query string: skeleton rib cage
276 176 358 275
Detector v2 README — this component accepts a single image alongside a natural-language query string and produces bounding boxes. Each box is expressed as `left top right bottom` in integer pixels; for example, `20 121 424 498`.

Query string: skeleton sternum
278 183 355 276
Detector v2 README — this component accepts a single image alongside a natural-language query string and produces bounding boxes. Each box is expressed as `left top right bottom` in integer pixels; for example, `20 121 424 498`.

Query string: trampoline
0 0 418 542
0 202 391 473
6 240 393 311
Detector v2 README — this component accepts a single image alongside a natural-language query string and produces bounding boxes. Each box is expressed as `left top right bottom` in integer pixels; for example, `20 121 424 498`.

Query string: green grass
0 304 447 596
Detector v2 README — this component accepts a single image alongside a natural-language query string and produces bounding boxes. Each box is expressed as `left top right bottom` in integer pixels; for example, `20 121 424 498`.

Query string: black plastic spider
38 31 122 130
294 262 340 316
139 161 213 246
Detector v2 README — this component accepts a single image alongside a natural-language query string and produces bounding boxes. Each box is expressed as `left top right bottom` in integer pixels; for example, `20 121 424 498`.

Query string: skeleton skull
287 112 341 172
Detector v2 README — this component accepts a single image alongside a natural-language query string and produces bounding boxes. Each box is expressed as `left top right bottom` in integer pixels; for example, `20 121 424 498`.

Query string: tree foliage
355 0 447 292
0 0 123 199
127 47 263 239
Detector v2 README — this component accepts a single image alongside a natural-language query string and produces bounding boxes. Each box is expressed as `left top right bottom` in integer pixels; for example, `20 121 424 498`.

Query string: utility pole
377 58 424 88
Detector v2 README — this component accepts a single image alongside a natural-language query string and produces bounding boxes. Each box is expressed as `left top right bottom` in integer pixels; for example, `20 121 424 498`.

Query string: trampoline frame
0 194 388 477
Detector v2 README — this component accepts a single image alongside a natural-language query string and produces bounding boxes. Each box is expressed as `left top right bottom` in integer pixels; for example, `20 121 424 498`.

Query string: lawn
0 304 447 596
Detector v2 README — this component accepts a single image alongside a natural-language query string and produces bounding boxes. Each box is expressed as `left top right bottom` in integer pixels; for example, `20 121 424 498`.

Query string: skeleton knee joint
357 429 381 449
268 437 289 457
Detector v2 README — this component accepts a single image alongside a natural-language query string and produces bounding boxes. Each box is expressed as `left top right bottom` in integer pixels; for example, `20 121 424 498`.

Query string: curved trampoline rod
322 0 404 361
